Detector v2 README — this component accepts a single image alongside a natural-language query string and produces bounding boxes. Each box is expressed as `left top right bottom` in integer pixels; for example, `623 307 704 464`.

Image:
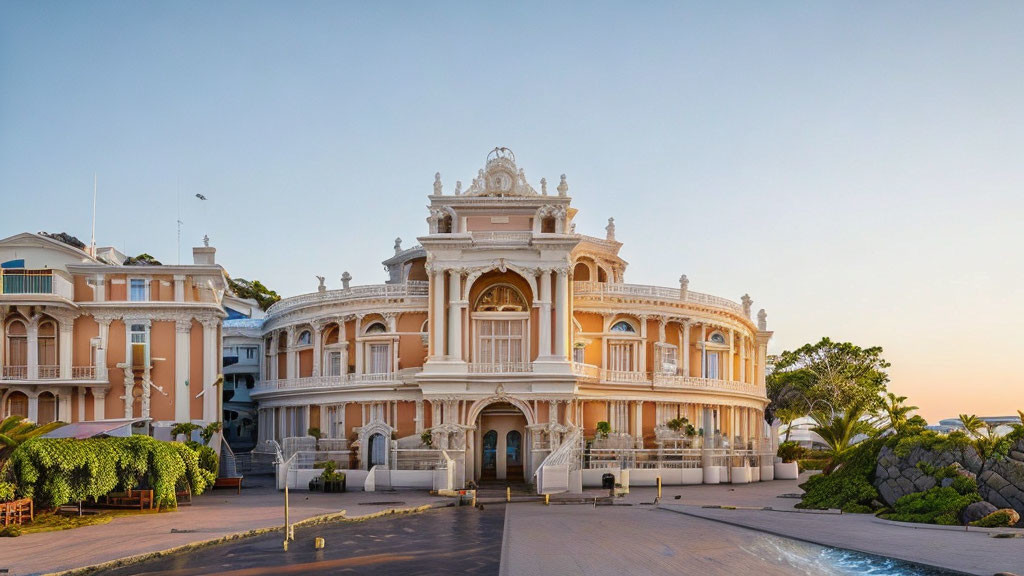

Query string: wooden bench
213 477 242 494
101 489 154 511
1 498 34 526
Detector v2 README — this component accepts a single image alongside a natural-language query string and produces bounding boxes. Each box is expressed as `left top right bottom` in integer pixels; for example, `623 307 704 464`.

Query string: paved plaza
1 475 1021 576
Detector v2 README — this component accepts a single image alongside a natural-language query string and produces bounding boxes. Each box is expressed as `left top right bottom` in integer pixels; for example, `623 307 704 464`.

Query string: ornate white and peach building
0 233 227 434
253 149 775 491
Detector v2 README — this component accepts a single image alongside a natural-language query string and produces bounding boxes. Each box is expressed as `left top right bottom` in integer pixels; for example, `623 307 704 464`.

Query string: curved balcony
571 363 765 399
252 369 421 395
573 281 744 315
265 282 429 317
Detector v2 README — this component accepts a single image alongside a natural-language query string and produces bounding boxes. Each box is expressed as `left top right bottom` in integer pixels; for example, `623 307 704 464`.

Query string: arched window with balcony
704 331 727 379
363 321 392 374
5 319 28 380
472 284 529 368
606 319 640 373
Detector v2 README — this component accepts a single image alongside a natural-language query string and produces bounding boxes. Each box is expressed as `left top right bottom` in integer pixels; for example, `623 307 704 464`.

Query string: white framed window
368 343 391 374
657 344 678 374
245 347 256 359
129 278 148 302
608 341 636 372
327 351 342 376
705 351 720 379
572 346 585 364
130 323 149 367
475 317 526 365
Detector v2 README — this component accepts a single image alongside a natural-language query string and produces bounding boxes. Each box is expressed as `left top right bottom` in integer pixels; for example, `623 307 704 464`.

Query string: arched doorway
474 401 528 483
5 391 28 419
368 432 387 468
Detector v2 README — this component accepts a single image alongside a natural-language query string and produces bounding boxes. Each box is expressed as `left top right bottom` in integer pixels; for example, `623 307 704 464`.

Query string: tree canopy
767 337 890 420
228 277 281 311
124 253 163 266
39 231 86 249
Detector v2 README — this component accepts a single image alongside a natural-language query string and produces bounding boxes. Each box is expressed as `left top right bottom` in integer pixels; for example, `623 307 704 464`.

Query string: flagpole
90 174 97 257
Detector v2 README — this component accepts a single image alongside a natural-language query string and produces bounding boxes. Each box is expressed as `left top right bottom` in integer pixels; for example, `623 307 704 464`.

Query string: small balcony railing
37 365 60 379
467 361 534 374
1 366 27 380
72 366 97 380
0 269 74 299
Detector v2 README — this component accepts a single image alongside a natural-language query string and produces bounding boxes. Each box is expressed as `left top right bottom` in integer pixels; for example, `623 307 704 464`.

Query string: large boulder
969 508 1021 528
977 435 1024 526
874 444 983 507
960 501 997 525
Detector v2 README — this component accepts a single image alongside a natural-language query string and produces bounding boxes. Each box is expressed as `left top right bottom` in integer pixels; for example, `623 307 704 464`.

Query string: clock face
488 171 513 193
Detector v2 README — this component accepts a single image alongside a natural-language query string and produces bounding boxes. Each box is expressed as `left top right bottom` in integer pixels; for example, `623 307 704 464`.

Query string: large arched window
473 285 529 368
296 330 312 346
5 320 28 378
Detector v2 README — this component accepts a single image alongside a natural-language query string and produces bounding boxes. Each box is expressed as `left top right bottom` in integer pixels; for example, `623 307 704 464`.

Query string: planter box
703 466 721 484
759 464 775 482
774 461 799 480
731 467 752 484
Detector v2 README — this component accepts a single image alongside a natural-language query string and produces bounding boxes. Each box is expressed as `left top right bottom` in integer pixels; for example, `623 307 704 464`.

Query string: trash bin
601 473 615 490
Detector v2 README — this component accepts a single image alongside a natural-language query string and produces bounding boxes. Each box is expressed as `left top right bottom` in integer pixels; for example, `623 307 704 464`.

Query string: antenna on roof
176 179 183 265
90 173 97 257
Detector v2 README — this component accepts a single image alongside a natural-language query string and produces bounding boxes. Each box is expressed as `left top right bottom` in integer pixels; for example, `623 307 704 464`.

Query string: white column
173 275 185 302
700 324 707 378
269 333 279 380
539 271 552 357
415 400 424 434
27 323 38 380
59 319 74 379
27 394 38 422
312 325 323 377
285 327 296 380
201 319 219 422
77 387 87 422
94 274 105 302
728 329 735 381
174 319 192 422
354 316 364 375
96 319 110 381
93 390 106 419
740 337 747 383
57 389 71 422
554 269 568 359
432 270 445 358
681 320 691 377
448 271 462 361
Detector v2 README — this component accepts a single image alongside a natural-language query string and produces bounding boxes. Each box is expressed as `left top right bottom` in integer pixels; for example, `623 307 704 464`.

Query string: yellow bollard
284 483 291 543
314 537 325 550
657 476 662 500
507 487 511 502
283 540 288 551
545 494 550 506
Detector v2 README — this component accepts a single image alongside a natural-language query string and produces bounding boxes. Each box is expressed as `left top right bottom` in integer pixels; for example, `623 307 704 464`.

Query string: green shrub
185 442 219 479
842 503 874 514
777 441 805 463
797 438 883 511
2 436 215 510
798 459 829 472
881 486 980 525
949 475 978 496
199 422 222 445
890 430 970 458
595 421 611 438
0 481 15 502
969 510 1017 528
0 525 21 537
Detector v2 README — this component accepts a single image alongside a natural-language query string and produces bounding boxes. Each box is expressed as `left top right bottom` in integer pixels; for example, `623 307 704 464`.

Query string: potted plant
774 440 802 480
420 429 433 447
310 460 346 493
595 421 611 439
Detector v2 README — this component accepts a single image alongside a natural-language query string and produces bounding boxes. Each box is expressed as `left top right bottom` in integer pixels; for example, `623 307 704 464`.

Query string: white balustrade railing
653 374 766 397
570 362 600 379
72 366 98 380
585 448 704 470
37 365 60 379
1 366 27 380
573 281 744 314
471 231 533 244
255 370 418 392
467 361 534 374
600 369 651 384
266 281 429 316
536 427 583 495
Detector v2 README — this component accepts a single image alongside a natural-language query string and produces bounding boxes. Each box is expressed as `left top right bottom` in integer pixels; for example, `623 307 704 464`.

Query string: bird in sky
195 193 207 201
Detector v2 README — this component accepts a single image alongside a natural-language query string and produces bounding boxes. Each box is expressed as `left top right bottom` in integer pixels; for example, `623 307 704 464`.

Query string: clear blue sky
2 1 1022 421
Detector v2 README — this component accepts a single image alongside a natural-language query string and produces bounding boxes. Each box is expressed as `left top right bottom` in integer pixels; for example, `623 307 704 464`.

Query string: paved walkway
0 475 448 576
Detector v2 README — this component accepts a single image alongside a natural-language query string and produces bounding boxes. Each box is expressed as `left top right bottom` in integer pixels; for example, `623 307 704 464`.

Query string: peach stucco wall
105 320 126 417
397 401 416 438
73 316 98 367
190 320 204 419
150 320 175 421
465 215 532 231
582 401 607 437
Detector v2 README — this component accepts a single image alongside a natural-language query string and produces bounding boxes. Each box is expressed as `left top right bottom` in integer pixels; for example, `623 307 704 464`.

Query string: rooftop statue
557 174 569 197
454 180 462 196
316 275 326 293
341 271 352 290
433 172 442 195
541 177 548 195
758 309 768 331
605 217 615 241
741 294 753 318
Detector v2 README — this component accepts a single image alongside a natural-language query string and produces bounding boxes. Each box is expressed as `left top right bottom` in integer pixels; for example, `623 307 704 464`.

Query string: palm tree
958 414 985 438
0 415 64 461
810 403 875 471
879 392 918 434
775 406 805 442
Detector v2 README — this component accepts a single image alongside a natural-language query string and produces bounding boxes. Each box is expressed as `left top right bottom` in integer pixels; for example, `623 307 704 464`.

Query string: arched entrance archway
473 401 528 483
368 433 387 468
